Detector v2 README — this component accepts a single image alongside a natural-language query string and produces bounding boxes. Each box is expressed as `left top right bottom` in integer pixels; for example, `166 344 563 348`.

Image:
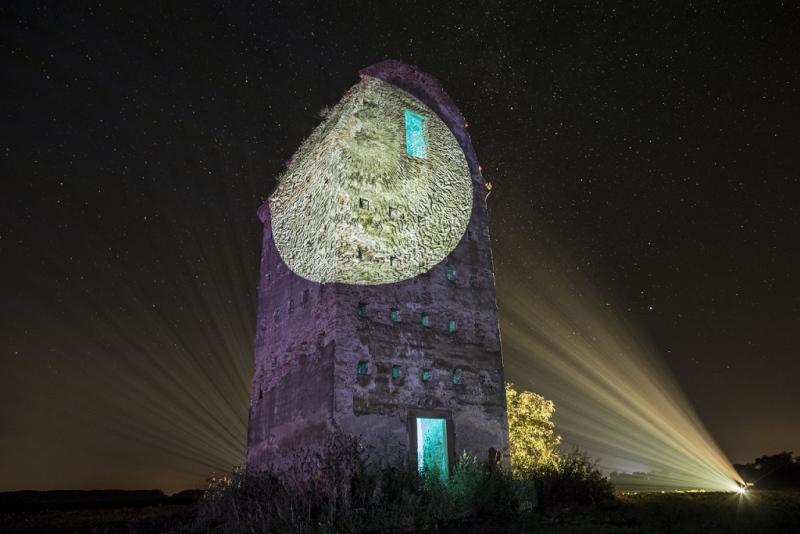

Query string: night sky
2 1 798 493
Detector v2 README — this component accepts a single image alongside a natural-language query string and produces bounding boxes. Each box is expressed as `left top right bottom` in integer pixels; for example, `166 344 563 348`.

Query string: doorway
409 409 454 479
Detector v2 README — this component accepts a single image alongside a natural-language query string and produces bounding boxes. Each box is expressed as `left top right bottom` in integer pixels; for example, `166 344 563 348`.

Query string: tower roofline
359 60 465 139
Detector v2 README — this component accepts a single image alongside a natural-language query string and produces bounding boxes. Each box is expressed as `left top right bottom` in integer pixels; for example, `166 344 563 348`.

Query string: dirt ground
2 490 799 533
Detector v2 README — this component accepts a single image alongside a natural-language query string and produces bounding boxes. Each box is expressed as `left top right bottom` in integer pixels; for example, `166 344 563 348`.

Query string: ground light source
497 248 745 492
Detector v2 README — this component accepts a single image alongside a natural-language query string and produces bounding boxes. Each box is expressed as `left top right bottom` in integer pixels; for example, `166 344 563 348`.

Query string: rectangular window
390 256 397 266
392 365 401 378
390 308 399 322
475 323 484 338
404 109 426 158
357 361 368 375
470 275 477 287
452 370 461 385
359 197 370 210
357 247 363 260
302 288 310 304
446 269 454 281
448 319 456 332
421 313 429 327
389 206 398 218
285 353 292 363
274 308 280 321
421 369 432 381
288 299 294 314
358 302 367 317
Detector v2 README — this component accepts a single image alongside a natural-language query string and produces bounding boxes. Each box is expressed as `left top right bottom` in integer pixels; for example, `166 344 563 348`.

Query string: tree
505 382 562 473
734 451 800 489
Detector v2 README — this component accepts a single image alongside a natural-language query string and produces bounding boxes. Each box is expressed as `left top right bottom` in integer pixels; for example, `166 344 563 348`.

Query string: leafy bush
529 448 615 510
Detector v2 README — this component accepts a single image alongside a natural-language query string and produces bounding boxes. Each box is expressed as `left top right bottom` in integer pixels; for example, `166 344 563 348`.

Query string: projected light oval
269 77 473 285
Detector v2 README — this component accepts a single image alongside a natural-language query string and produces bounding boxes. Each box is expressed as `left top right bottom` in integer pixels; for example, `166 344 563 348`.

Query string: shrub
184 435 612 533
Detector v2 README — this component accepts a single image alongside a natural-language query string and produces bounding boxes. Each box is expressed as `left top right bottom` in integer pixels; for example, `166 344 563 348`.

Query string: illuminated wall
269 77 473 285
248 61 509 473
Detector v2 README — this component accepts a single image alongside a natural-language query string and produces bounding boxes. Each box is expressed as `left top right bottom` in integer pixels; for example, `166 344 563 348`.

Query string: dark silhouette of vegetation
180 433 613 533
735 451 800 489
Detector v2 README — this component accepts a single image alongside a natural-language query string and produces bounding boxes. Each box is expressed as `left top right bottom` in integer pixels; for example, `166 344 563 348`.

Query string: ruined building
247 60 509 475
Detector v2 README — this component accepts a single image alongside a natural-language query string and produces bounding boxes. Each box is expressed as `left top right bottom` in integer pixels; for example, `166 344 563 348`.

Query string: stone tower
247 60 509 475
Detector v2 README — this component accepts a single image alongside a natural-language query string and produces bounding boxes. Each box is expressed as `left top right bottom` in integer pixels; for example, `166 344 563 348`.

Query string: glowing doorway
416 417 449 478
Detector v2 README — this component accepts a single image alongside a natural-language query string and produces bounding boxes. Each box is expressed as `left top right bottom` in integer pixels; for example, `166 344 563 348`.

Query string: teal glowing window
416 417 448 478
446 269 454 281
357 361 368 375
421 313 429 327
452 370 461 384
358 302 366 316
405 109 426 158
390 308 399 322
448 319 456 332
392 365 401 378
422 369 432 381
469 276 477 287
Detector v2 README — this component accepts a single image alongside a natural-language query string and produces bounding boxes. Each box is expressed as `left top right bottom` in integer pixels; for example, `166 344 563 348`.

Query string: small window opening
302 288 310 304
277 262 283 274
468 230 474 240
418 265 427 275
359 197 370 210
288 299 294 314
271 357 277 370
479 374 488 385
421 369 432 381
357 247 363 260
274 308 280 321
265 273 271 284
285 352 292 363
358 302 367 317
475 323 484 338
258 388 263 399
452 370 461 385
448 319 456 332
421 313 429 327
390 256 397 266
301 342 308 352
392 365 401 378
405 109 427 158
357 361 368 375
390 308 399 322
470 276 477 287
389 206 398 218
446 269 454 281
